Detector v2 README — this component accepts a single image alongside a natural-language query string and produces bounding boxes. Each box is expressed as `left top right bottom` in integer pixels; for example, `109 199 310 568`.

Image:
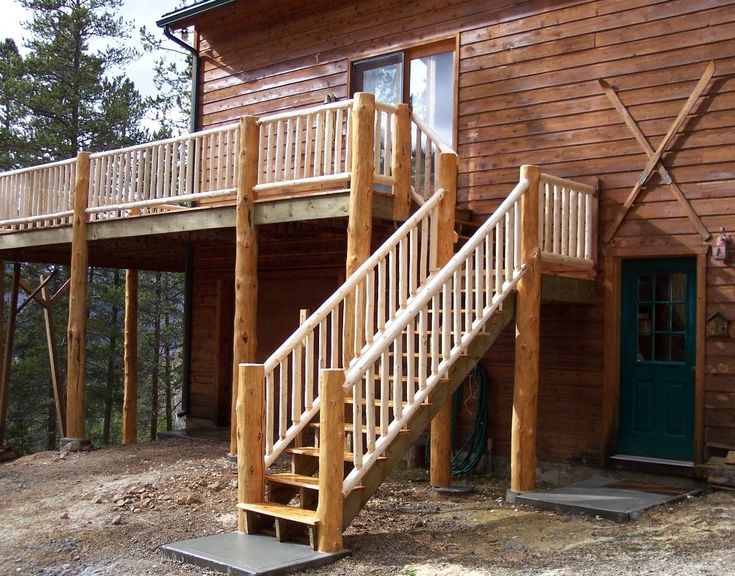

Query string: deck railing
411 113 453 202
87 124 239 221
538 173 597 269
0 158 77 230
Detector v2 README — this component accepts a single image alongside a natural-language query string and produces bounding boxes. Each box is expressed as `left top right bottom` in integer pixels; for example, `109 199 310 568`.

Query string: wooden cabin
0 0 733 552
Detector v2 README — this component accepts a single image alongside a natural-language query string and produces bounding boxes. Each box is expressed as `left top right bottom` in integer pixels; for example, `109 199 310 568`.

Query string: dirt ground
0 437 733 576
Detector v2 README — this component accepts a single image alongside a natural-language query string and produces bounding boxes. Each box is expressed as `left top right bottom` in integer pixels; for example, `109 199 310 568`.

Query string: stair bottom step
239 502 319 548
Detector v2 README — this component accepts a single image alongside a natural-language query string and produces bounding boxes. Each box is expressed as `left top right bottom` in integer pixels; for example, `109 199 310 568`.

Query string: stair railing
341 176 530 493
261 187 445 467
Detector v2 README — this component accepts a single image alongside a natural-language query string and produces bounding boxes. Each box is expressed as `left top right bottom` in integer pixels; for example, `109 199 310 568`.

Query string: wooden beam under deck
0 192 396 269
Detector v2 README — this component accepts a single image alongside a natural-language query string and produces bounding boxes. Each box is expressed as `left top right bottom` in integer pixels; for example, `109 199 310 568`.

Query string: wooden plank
316 368 345 553
66 151 91 441
123 269 138 445
266 472 320 490
41 279 64 439
510 165 541 493
238 501 319 525
230 116 260 455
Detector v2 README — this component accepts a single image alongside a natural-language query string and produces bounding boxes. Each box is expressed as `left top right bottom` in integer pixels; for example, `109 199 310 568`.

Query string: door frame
601 245 707 466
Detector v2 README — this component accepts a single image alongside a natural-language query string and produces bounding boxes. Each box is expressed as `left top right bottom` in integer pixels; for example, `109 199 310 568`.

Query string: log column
123 269 138 445
316 368 345 553
64 151 91 449
391 103 411 220
429 151 458 488
510 165 541 493
237 363 265 532
230 116 259 456
343 92 375 365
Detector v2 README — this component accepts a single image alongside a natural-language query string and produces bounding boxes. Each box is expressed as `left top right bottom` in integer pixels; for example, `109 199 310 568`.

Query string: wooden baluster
265 371 274 456
279 359 287 439
365 365 375 453
302 309 314 410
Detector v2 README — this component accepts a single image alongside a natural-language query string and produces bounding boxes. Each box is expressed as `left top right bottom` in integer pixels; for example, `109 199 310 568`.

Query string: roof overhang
156 0 238 28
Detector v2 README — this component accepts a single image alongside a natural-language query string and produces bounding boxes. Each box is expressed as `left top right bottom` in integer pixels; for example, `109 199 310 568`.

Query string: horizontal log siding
193 0 735 458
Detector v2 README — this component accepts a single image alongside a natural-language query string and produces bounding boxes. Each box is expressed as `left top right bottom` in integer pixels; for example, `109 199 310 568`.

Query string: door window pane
655 274 669 301
410 51 454 145
638 274 652 302
671 273 686 302
352 52 403 105
671 334 686 363
654 334 670 362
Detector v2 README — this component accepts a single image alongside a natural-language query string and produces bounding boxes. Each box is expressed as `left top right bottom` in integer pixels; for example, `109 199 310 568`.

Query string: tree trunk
46 377 57 450
149 272 161 440
102 270 120 445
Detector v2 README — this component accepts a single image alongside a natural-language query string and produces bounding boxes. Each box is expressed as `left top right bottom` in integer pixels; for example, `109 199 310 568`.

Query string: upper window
351 42 455 146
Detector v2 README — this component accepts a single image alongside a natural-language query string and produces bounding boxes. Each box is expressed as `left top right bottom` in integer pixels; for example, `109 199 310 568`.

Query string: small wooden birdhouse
706 312 730 337
712 227 731 263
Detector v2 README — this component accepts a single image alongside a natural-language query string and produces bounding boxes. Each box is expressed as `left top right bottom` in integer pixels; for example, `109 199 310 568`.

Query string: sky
0 0 187 98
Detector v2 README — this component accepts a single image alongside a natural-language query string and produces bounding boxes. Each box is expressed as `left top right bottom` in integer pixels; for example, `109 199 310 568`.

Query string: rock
60 512 69 520
115 500 126 507
92 495 104 504
111 515 122 526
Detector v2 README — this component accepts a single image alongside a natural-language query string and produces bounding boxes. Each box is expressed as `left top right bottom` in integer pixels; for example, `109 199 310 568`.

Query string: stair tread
265 472 320 489
287 445 356 461
237 502 319 525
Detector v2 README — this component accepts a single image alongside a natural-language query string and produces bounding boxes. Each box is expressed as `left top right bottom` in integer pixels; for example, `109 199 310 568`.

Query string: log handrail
261 188 446 467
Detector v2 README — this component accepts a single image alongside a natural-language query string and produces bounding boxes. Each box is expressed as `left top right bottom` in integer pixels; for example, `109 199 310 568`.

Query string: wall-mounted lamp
713 227 731 263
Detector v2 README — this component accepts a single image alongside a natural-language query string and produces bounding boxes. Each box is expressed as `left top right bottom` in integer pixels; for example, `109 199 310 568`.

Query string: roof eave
156 0 237 28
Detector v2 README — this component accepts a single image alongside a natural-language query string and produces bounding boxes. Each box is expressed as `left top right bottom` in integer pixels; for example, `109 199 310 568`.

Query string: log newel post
510 164 541 493
391 103 411 220
316 368 345 553
65 150 91 445
123 269 139 445
429 151 458 489
344 92 375 365
237 363 265 533
230 115 259 456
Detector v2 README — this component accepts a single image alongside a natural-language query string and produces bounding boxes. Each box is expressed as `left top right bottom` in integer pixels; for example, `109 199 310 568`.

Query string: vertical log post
123 269 138 445
391 103 411 221
510 164 541 493
65 151 91 446
429 151 458 488
316 368 345 553
237 363 265 532
343 92 375 365
230 116 259 456
41 279 64 438
0 262 19 445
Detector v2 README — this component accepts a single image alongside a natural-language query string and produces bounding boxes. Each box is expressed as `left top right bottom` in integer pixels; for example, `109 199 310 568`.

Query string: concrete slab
507 476 702 522
161 532 349 576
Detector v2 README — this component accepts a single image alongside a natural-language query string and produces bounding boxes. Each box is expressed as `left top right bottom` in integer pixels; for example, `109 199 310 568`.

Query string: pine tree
0 39 31 169
20 0 144 160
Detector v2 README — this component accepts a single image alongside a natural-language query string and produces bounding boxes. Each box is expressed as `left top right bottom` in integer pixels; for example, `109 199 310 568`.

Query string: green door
619 258 696 461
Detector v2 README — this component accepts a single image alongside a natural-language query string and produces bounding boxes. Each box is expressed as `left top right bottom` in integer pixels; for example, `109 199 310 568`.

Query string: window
351 42 455 146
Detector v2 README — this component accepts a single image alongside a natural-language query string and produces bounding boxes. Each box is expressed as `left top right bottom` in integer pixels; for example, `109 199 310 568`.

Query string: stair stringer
342 295 515 528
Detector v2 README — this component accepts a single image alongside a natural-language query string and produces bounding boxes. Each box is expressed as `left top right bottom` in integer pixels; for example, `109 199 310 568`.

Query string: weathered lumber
230 116 259 456
66 151 91 441
429 150 458 489
123 269 138 445
316 368 345 553
40 279 64 439
511 165 541 493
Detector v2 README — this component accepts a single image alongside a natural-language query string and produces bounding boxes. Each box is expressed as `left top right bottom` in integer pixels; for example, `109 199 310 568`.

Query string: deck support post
123 269 138 445
344 92 375 365
392 103 411 220
230 116 259 456
237 363 265 533
0 262 19 446
64 151 91 449
40 278 64 439
510 165 541 493
429 151 458 489
316 368 345 553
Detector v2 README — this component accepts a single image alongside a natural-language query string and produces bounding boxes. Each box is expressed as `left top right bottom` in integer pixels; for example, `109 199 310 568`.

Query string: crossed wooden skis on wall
0 264 69 447
601 60 716 244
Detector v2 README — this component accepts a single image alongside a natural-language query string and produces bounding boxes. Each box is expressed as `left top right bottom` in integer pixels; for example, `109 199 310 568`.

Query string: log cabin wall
189 0 735 463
